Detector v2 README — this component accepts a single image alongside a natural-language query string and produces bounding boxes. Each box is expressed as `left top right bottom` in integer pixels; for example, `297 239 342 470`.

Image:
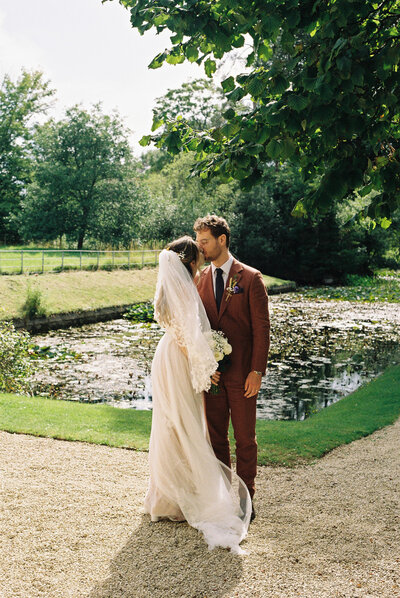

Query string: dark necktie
215 268 224 312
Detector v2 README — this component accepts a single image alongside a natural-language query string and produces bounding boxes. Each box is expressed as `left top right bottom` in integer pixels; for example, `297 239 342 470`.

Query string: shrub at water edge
0 321 34 393
19 285 47 320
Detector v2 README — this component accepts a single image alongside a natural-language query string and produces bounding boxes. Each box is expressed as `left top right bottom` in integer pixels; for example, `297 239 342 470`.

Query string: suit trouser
204 381 257 498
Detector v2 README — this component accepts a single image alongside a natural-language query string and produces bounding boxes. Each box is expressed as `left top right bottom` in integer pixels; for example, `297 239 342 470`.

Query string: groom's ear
218 234 227 248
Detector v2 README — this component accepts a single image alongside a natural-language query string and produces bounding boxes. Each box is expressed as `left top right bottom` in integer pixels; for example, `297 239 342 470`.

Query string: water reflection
259 341 400 420
29 295 400 420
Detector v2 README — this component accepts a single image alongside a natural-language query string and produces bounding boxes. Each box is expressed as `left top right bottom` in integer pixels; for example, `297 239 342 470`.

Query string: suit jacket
197 258 270 386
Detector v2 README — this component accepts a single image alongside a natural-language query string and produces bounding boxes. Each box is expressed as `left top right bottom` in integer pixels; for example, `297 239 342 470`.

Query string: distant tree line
0 69 398 282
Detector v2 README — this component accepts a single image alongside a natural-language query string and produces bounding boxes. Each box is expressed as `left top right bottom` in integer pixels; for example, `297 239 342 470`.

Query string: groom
194 215 270 519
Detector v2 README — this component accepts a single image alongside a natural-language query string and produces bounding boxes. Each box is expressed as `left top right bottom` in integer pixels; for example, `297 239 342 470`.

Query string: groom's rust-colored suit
197 258 270 498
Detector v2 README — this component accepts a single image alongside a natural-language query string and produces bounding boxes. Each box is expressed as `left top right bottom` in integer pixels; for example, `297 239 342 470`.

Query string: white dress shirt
211 254 234 297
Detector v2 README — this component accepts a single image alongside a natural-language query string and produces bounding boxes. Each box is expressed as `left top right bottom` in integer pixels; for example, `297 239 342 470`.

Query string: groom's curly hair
166 236 200 278
193 214 230 248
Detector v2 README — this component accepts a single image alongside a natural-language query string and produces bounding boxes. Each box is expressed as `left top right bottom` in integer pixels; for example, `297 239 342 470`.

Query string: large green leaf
148 52 167 69
247 76 265 98
204 58 217 77
265 110 285 125
166 52 185 65
227 87 246 102
221 76 235 92
185 46 199 62
255 127 270 144
287 95 309 112
271 74 290 94
233 153 250 168
245 143 264 156
221 122 240 137
139 135 151 147
259 42 273 61
151 119 164 132
153 13 169 27
281 138 297 158
266 139 281 159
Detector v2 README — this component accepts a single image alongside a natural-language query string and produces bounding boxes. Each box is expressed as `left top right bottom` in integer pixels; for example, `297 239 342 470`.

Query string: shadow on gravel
89 515 244 598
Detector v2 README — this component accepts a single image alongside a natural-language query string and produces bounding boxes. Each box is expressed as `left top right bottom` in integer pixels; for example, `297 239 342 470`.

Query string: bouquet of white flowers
208 330 232 394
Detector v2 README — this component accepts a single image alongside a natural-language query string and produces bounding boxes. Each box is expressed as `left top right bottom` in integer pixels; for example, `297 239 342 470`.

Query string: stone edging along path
10 283 296 333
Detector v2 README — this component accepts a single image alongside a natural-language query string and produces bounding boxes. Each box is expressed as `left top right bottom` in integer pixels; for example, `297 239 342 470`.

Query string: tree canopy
152 78 228 131
141 151 237 240
16 104 137 249
109 0 400 224
0 70 55 242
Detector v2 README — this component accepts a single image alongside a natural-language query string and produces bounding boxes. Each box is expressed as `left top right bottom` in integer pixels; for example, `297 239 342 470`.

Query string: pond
29 293 400 420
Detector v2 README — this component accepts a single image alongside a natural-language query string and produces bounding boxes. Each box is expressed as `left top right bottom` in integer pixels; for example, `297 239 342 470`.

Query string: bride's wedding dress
144 249 251 554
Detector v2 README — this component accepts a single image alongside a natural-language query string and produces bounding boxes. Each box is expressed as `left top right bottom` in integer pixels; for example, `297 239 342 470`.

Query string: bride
144 236 251 554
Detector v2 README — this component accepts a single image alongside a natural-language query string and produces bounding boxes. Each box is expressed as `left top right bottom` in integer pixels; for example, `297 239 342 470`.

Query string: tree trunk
77 196 91 250
77 231 85 250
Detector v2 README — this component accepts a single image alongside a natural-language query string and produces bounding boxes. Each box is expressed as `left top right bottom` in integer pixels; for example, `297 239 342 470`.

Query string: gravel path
1 420 399 598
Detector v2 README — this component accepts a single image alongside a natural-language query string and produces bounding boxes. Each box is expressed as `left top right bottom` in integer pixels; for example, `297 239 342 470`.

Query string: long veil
154 248 217 393
145 248 252 554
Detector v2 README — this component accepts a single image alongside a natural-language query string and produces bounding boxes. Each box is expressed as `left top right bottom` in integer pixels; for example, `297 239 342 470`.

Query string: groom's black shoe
250 502 256 523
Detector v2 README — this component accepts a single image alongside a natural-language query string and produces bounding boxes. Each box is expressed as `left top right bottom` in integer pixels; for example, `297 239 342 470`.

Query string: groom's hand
244 371 262 398
211 371 221 385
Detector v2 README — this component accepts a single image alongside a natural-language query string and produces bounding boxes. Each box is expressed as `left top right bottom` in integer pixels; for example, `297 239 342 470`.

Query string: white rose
214 351 224 362
224 343 232 355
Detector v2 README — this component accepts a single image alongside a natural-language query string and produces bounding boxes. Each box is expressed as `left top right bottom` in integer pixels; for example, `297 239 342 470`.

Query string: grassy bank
300 270 400 303
1 365 399 467
263 274 293 290
0 269 158 320
0 269 291 321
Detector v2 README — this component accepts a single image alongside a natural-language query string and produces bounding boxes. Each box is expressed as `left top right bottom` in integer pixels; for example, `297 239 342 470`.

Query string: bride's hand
211 371 221 384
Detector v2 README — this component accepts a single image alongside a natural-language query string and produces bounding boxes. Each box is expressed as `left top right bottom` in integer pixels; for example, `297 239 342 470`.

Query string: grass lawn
0 247 160 274
1 365 399 467
0 269 292 321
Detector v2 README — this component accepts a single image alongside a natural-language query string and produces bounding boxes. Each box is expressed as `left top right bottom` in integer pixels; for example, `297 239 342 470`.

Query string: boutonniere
225 275 243 301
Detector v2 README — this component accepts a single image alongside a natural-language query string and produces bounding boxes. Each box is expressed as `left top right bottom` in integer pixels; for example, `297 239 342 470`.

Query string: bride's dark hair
166 236 199 278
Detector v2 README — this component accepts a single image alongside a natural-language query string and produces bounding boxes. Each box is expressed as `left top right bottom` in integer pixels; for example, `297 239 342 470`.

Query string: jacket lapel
218 259 243 321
